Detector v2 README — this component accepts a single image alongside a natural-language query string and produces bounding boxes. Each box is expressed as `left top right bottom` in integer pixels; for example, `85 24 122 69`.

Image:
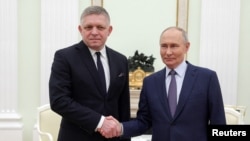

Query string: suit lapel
106 48 113 94
75 41 104 95
106 47 121 96
174 63 197 118
156 69 174 121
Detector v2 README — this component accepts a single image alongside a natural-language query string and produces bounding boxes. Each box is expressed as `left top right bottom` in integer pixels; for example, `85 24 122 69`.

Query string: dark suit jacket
49 41 131 141
122 61 226 141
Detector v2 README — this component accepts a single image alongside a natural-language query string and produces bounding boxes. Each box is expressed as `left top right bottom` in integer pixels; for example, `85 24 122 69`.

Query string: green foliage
128 50 156 72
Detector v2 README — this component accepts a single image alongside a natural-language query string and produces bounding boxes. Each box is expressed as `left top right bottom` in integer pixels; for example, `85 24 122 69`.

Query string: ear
108 25 113 35
185 42 190 52
78 25 82 33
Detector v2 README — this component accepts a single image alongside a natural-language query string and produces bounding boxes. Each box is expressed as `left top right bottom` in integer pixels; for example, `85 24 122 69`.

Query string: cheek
175 52 183 58
103 31 111 38
183 46 189 53
160 48 166 55
80 32 85 36
82 32 91 38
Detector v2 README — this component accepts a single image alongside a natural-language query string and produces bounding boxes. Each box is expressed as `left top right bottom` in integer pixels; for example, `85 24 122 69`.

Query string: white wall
238 0 250 124
105 0 177 72
0 0 249 141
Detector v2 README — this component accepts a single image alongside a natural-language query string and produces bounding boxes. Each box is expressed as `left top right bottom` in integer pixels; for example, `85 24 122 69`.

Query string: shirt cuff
95 116 105 131
120 123 124 136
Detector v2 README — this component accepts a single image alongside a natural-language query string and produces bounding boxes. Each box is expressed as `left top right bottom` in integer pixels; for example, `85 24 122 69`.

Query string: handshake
97 116 123 138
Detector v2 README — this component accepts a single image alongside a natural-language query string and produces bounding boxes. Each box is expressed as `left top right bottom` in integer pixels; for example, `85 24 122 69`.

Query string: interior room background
0 0 249 141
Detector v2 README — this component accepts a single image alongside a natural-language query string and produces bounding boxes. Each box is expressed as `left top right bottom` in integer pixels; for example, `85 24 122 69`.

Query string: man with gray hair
100 26 226 141
49 6 131 141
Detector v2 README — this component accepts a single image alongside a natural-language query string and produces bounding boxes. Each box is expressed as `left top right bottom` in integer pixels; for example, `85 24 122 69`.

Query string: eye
84 26 93 30
160 44 168 48
97 26 105 30
170 44 179 49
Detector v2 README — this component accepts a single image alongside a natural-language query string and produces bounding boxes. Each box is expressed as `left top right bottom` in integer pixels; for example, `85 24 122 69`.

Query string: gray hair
80 6 110 24
161 26 189 42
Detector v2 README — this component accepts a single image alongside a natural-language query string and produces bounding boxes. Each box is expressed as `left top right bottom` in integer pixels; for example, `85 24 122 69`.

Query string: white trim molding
0 0 23 140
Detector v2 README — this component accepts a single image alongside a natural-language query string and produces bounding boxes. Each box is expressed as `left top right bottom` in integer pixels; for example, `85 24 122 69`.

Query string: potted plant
128 50 155 72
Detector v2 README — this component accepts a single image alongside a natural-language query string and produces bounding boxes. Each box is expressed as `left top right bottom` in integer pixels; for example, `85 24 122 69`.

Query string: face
160 28 190 69
78 14 112 51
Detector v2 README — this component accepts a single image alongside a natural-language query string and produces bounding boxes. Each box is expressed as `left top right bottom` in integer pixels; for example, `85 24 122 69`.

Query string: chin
90 43 101 47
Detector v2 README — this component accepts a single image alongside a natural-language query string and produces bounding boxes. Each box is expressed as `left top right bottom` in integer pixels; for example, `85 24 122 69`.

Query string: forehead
160 29 183 43
82 14 109 25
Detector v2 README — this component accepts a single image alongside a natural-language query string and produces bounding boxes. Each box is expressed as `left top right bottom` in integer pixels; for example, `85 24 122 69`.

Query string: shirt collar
166 60 187 78
88 46 107 59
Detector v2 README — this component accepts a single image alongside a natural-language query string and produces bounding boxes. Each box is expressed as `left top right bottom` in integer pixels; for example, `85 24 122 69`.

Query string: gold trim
176 0 179 26
176 0 189 32
91 0 103 7
187 0 189 32
176 0 189 59
129 67 152 90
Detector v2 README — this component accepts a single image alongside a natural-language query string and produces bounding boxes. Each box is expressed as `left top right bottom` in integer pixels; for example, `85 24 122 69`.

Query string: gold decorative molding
176 0 189 59
91 0 103 6
176 0 189 32
129 67 152 90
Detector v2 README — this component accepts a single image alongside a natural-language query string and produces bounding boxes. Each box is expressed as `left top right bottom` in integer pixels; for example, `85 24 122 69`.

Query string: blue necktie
168 70 177 117
96 52 106 94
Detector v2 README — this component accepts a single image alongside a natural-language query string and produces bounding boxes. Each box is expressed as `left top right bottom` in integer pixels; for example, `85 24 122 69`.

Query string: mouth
90 38 100 41
89 39 101 43
165 58 174 61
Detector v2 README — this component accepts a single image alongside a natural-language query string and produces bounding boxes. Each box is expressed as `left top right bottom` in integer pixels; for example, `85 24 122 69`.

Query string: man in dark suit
100 26 226 141
49 6 131 141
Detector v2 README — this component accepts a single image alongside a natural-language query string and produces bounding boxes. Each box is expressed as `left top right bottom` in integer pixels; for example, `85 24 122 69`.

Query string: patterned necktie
168 70 177 117
96 52 106 94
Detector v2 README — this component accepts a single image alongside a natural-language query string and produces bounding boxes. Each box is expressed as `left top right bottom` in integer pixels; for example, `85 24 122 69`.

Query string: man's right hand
98 116 122 138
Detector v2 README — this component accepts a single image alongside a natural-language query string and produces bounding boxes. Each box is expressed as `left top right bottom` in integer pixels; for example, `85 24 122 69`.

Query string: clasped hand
98 116 122 138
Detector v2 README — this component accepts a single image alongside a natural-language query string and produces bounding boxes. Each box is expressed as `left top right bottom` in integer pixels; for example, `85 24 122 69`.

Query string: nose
166 47 173 55
91 27 98 34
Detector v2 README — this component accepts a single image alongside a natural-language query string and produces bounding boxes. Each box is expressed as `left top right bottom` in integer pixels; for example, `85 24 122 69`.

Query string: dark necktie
96 52 106 94
168 70 177 117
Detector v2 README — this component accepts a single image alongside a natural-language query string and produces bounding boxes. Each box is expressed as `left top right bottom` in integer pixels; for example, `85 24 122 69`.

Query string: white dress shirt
165 60 187 103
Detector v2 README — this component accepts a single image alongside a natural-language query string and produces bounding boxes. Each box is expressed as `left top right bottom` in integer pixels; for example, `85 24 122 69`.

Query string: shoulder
186 62 218 80
187 61 216 74
143 68 166 81
106 47 127 60
54 41 83 55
